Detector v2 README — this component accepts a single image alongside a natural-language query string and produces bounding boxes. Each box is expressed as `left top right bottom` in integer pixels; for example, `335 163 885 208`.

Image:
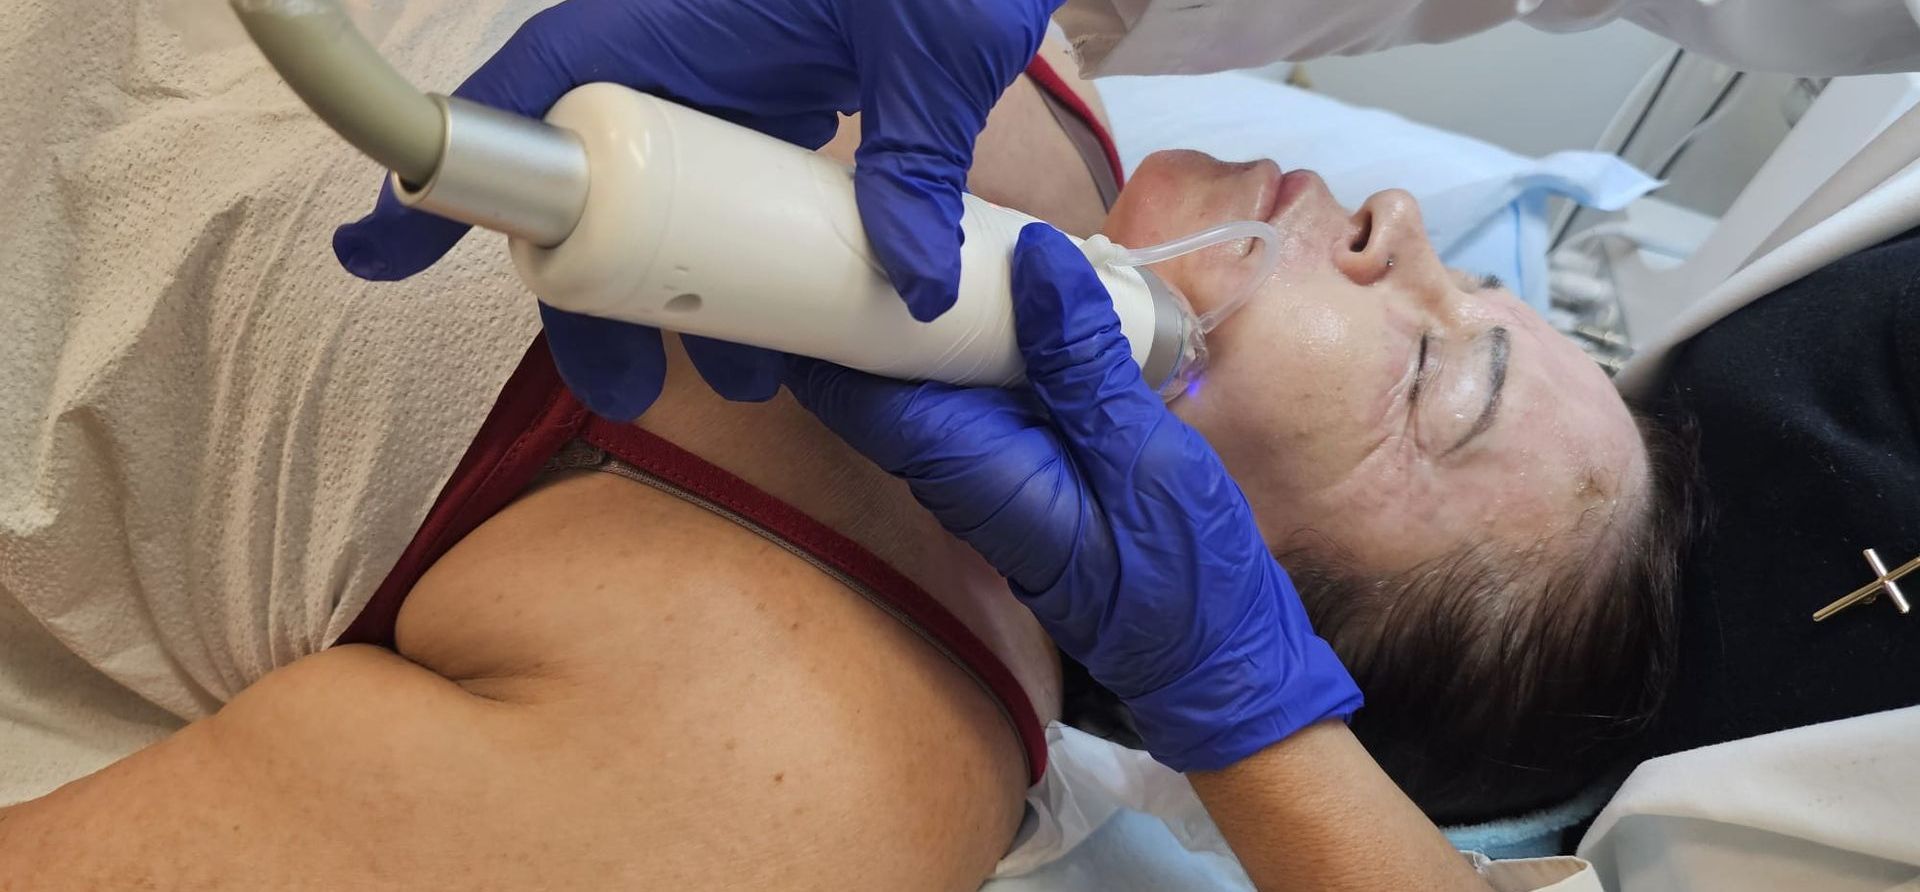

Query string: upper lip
1255 165 1286 224
1227 164 1286 258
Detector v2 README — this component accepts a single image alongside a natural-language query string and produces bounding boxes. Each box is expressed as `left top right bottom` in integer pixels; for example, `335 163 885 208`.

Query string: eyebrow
1444 326 1509 456
1449 269 1502 291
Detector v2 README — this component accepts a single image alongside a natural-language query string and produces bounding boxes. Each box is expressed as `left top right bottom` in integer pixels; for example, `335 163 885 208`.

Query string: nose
1333 190 1439 288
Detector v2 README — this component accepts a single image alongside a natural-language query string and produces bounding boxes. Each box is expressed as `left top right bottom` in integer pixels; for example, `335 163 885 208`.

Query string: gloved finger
784 356 1085 588
852 151 966 323
447 2 639 119
682 336 784 403
1008 224 1169 469
538 302 668 422
851 2 1048 321
782 356 936 474
333 178 473 281
784 356 1035 491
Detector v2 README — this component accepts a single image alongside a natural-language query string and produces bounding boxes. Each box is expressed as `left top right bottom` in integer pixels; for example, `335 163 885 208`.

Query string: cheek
1195 302 1340 420
1177 302 1369 477
1101 161 1212 248
1212 299 1380 430
1278 298 1351 355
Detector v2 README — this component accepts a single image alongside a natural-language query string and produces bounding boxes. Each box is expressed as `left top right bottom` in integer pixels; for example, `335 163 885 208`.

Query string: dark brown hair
1285 404 1700 825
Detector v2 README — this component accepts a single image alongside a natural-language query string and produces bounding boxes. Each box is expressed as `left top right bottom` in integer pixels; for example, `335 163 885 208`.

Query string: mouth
1235 166 1319 260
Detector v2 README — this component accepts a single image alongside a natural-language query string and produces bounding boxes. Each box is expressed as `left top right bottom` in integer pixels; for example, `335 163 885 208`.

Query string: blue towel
1441 780 1620 859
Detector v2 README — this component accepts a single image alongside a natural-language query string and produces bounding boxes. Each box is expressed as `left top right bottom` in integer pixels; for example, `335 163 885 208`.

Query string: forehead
1477 304 1644 523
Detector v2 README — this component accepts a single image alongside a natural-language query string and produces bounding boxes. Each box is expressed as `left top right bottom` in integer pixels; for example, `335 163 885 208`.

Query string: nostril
1349 212 1372 252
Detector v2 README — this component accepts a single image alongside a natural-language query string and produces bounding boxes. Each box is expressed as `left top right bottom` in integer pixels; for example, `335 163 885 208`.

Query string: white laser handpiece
463 84 1186 391
229 0 1277 396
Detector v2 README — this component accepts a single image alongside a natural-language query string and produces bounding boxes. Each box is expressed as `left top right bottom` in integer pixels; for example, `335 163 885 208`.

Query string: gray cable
230 0 442 185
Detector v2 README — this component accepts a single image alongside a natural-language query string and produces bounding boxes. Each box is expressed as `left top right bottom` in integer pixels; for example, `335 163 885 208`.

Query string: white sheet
0 0 543 804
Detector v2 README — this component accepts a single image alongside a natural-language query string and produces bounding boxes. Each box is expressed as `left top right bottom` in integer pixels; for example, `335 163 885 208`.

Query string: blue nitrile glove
334 0 1059 421
785 224 1363 772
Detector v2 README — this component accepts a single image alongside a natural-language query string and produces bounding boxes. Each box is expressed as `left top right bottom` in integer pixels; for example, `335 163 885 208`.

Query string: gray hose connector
231 0 443 185
231 0 589 245
1140 270 1192 395
392 95 590 247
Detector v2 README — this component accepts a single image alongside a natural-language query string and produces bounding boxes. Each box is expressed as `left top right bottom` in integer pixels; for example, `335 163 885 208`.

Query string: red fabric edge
337 337 588 649
1024 55 1127 191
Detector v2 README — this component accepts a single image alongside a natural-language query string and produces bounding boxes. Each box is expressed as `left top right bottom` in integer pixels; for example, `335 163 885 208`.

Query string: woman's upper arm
0 644 561 889
1 471 1029 890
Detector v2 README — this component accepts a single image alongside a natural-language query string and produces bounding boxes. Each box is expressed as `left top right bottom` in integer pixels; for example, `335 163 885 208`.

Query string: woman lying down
0 4 1687 888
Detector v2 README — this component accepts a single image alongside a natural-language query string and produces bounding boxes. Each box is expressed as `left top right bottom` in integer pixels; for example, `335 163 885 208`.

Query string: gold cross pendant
1812 548 1919 622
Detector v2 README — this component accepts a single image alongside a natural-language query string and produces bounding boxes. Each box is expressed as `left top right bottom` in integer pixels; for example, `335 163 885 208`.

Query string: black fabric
1646 225 1920 759
1058 652 1143 748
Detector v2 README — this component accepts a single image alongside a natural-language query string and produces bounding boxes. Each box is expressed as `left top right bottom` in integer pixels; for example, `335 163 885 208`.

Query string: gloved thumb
334 180 474 281
783 356 934 475
1009 223 1168 472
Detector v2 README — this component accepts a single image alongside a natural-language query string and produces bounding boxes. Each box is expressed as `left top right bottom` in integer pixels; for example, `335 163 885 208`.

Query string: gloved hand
334 0 1059 421
786 224 1363 772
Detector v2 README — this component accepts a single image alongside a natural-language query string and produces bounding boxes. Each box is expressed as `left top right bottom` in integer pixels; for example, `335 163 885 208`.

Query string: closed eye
1409 332 1431 402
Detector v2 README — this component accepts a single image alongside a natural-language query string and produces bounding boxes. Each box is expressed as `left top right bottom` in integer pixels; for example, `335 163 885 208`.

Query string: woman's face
1101 150 1645 574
